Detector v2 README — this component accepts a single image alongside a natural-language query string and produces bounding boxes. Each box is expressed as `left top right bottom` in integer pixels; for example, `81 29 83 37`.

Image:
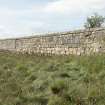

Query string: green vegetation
0 52 105 105
84 13 105 28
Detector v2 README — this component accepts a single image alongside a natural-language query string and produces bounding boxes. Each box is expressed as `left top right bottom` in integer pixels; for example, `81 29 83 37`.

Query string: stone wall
0 28 105 55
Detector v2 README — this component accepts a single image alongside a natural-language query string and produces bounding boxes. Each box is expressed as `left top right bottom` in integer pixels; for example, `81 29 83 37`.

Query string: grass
0 52 105 105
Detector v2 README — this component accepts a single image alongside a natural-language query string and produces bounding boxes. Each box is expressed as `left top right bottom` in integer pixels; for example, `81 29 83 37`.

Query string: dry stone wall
0 28 105 55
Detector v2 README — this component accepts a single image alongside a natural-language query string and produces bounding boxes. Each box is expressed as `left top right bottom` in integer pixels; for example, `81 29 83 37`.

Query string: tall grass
0 52 105 105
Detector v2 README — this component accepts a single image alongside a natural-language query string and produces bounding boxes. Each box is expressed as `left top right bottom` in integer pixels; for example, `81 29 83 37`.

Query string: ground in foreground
0 52 105 105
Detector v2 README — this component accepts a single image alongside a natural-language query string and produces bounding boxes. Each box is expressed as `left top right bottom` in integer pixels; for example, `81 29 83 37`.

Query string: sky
0 0 105 38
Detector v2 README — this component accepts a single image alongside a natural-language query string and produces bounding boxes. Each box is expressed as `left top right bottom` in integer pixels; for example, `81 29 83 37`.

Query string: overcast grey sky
0 0 105 38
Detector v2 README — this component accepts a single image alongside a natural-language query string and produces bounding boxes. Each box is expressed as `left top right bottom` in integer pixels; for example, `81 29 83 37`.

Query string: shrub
50 80 68 95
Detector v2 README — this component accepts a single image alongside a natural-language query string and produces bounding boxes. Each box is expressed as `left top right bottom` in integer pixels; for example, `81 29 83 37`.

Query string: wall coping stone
0 27 105 41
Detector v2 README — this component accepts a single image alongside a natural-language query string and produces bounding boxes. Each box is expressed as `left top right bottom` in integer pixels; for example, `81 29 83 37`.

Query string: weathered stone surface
0 28 105 55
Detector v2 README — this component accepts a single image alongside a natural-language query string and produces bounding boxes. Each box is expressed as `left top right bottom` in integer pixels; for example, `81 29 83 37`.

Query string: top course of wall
0 27 104 40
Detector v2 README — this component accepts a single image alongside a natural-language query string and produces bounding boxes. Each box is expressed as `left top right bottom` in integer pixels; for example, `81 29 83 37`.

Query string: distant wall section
0 28 105 55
